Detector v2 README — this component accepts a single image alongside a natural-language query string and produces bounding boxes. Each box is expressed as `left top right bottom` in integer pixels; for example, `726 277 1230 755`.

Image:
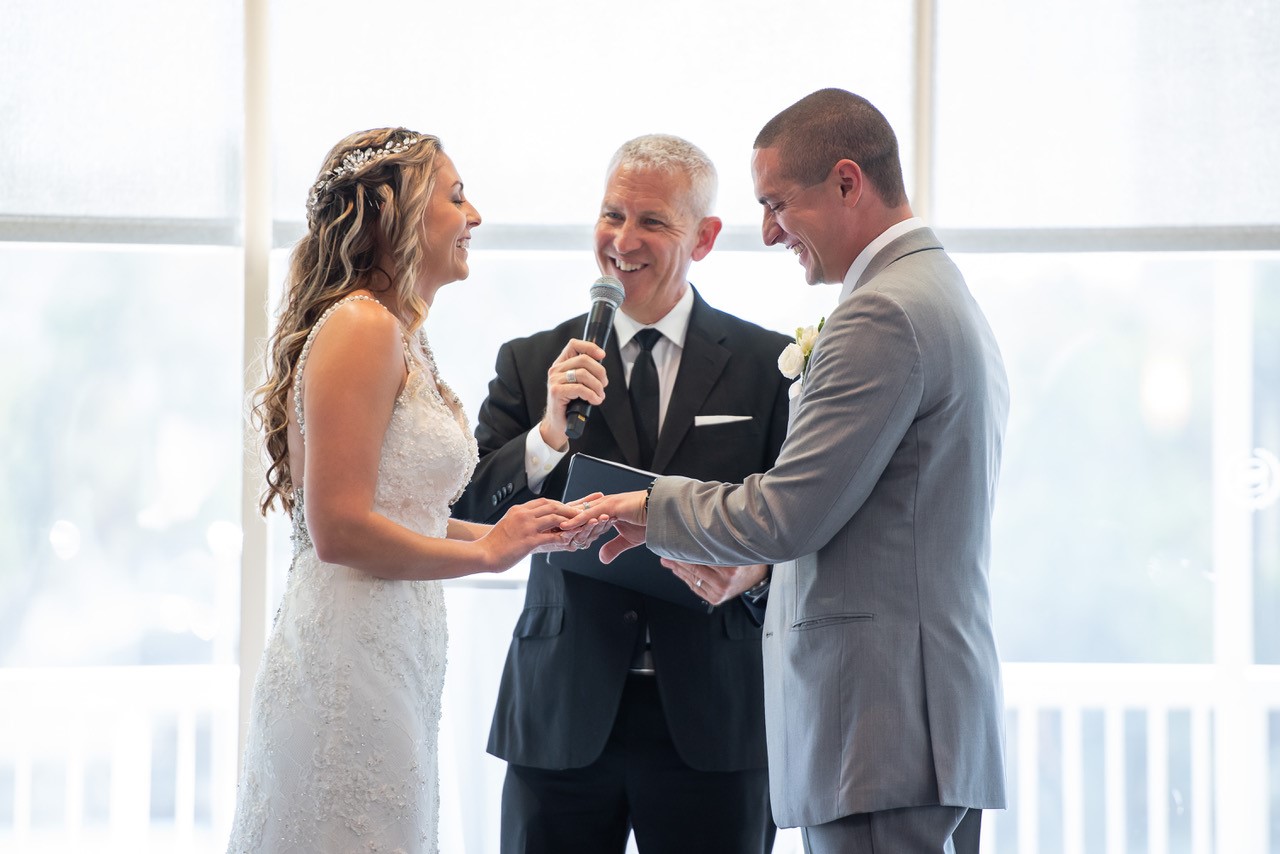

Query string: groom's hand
662 561 768 606
560 490 649 563
599 519 647 563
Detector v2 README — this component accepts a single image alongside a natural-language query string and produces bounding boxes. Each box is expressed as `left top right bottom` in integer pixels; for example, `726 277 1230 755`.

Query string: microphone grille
590 275 625 308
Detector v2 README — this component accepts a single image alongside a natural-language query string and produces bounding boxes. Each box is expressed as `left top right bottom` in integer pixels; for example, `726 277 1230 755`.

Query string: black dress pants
500 674 775 854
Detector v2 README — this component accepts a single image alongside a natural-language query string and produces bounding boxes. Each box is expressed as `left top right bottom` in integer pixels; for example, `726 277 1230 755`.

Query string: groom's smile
752 145 864 287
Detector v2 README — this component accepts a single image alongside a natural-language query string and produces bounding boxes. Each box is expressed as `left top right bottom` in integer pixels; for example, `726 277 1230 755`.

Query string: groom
572 88 1010 853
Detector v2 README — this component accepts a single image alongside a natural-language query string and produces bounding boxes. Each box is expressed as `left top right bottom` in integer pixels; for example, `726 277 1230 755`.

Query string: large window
2 1 1278 852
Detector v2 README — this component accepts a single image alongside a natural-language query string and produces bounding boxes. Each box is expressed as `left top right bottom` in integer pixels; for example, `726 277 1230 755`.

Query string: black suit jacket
454 290 791 772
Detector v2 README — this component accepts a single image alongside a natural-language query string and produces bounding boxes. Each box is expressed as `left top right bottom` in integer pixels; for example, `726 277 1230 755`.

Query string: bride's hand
533 515 612 554
480 496 600 572
534 492 611 554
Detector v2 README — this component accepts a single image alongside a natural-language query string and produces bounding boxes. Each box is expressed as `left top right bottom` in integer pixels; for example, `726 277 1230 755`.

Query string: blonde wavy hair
252 127 444 515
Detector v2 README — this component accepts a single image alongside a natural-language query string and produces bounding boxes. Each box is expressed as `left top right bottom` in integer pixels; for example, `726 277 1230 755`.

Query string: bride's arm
446 519 490 541
296 301 575 580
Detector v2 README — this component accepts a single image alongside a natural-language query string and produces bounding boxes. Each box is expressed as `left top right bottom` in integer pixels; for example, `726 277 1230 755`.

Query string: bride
226 128 606 853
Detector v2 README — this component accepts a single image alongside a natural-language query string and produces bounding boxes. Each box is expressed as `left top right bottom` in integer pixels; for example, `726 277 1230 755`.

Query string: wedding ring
695 577 704 589
566 368 577 384
583 502 592 511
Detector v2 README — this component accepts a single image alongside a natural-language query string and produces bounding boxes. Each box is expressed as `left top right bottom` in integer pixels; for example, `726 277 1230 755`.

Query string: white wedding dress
226 295 477 854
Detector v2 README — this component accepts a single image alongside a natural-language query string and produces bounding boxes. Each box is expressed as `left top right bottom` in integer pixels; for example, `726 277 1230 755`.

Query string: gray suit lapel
855 226 944 291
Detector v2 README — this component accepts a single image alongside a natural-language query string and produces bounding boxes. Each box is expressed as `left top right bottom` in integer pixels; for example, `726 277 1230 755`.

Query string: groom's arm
647 289 923 567
658 320 791 611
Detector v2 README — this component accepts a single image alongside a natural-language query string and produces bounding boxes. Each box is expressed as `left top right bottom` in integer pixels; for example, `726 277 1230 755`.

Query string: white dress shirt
525 286 695 493
839 216 926 302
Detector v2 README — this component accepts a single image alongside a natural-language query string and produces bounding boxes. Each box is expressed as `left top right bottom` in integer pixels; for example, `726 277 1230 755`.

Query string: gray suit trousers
801 806 981 854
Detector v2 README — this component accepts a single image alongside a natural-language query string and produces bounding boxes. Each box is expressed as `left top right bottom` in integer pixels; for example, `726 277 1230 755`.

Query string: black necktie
626 328 663 674
628 328 663 469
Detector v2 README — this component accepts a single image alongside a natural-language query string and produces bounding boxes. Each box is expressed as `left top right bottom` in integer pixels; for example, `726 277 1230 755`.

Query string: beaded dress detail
227 295 477 854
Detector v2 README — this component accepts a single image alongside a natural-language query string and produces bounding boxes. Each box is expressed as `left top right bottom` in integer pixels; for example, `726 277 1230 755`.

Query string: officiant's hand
560 490 648 563
662 560 768 607
539 338 608 450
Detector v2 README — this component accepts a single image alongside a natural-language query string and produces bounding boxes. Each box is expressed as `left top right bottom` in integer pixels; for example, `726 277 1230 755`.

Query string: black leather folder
548 453 705 610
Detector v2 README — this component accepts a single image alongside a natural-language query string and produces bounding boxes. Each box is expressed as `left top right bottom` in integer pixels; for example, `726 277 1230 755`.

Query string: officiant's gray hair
606 134 718 220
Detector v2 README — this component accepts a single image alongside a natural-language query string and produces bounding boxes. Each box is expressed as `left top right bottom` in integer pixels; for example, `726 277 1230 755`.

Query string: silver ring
583 502 592 511
566 368 577 384
695 577 703 589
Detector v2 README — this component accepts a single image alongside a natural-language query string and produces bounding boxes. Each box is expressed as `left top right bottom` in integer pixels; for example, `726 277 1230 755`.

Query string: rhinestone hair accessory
305 133 430 221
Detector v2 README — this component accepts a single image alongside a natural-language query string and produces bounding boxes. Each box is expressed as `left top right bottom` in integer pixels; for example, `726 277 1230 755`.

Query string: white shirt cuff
525 426 569 494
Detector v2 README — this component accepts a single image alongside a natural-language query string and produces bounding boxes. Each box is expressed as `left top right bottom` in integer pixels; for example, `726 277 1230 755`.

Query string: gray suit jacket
647 228 1009 827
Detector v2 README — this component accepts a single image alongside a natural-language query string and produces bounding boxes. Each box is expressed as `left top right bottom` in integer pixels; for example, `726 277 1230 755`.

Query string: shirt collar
839 217 926 301
614 285 695 349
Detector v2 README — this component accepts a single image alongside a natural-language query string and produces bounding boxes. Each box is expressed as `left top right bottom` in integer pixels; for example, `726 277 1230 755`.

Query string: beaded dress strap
293 294 412 437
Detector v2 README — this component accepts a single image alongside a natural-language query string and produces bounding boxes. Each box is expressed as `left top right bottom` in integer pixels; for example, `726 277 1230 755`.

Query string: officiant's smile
595 159 722 325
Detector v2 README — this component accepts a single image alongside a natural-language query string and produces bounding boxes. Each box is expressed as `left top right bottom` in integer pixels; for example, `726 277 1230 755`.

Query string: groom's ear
834 159 864 208
690 216 723 262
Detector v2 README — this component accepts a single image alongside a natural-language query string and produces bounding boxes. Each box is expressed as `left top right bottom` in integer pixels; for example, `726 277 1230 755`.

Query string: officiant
454 133 790 853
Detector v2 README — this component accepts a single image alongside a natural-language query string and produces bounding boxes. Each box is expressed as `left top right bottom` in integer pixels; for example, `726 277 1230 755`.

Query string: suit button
622 610 638 624
492 496 499 506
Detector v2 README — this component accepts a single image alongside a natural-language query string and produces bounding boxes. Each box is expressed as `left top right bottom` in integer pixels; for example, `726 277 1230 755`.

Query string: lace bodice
290 294 478 546
227 294 476 854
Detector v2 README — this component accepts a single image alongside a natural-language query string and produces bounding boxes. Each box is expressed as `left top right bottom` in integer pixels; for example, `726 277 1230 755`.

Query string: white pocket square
694 415 752 426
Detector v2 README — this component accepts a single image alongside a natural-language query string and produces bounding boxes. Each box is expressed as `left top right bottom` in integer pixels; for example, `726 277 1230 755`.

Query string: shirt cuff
525 426 569 494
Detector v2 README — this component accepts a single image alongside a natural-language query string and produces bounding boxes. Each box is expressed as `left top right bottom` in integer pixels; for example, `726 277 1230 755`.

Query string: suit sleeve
453 340 544 524
649 290 924 566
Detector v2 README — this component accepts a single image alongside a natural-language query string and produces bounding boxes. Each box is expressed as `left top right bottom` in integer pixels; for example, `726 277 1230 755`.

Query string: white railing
994 662 1280 854
1 662 1276 854
0 665 240 854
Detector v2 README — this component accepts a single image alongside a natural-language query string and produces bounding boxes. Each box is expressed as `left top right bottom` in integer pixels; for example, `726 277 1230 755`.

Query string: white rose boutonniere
777 317 825 381
777 343 805 379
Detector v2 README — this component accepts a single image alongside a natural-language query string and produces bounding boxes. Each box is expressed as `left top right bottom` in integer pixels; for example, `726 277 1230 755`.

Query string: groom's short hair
754 88 907 208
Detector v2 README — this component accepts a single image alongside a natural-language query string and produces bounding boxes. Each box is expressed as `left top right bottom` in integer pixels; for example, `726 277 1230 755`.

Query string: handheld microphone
564 275 625 440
